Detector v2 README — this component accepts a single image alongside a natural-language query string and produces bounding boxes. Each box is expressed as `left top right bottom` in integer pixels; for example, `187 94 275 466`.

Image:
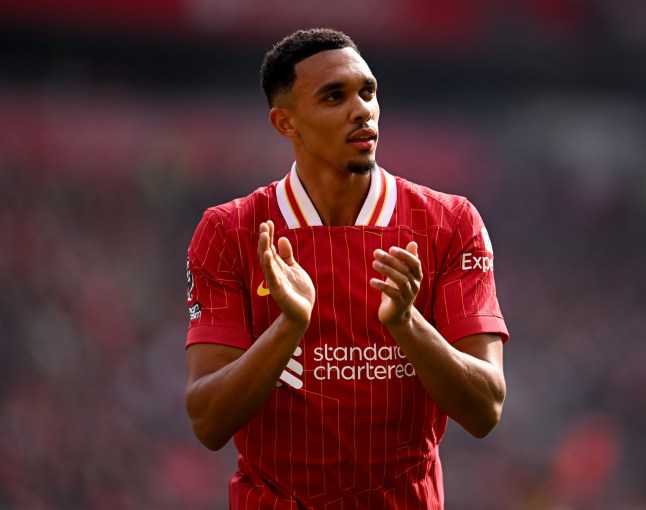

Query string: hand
370 242 422 327
258 220 315 326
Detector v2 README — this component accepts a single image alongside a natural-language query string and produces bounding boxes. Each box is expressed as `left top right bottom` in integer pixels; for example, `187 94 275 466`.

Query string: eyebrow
314 78 377 97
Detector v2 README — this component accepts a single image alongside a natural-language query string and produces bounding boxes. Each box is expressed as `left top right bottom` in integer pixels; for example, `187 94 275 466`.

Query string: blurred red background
1 2 645 509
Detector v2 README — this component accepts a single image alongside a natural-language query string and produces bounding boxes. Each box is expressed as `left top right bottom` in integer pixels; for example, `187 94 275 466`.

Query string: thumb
277 236 296 265
406 241 418 257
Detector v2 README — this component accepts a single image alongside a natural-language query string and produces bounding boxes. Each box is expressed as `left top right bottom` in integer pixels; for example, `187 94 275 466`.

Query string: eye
361 86 376 100
324 91 343 102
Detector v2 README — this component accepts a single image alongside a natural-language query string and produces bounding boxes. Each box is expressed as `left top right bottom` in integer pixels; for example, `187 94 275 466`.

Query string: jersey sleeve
185 210 253 350
433 199 509 343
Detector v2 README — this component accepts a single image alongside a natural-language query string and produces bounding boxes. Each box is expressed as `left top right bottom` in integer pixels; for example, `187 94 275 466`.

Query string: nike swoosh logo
257 281 271 296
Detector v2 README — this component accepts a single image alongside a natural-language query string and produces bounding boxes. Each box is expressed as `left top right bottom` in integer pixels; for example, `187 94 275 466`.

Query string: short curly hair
260 28 360 107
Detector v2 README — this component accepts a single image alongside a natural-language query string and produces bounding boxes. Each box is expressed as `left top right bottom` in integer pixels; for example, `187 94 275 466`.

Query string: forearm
186 314 308 450
387 308 506 438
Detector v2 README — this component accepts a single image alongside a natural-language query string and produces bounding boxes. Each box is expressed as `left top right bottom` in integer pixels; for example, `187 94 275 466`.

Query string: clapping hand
370 242 422 327
258 220 315 326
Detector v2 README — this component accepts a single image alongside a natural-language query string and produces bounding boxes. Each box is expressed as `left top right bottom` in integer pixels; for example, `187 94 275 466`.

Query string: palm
370 242 421 327
258 221 315 324
377 276 400 324
269 240 315 321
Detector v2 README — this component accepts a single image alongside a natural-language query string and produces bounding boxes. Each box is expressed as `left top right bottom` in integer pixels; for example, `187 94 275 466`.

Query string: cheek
302 118 339 143
371 103 380 121
298 123 339 154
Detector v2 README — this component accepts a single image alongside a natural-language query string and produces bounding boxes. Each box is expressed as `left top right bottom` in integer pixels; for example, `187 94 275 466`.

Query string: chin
347 159 377 175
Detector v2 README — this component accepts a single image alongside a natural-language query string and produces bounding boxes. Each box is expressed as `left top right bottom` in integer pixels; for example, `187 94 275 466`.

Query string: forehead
292 47 374 95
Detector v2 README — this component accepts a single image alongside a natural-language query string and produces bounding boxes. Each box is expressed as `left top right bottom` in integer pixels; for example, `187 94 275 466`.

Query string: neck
296 166 372 226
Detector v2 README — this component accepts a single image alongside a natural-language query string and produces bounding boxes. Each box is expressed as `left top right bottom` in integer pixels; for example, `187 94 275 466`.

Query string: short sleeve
433 200 509 343
185 210 253 350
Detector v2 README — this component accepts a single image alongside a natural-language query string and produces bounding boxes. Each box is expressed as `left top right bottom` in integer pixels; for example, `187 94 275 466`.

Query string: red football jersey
186 164 508 509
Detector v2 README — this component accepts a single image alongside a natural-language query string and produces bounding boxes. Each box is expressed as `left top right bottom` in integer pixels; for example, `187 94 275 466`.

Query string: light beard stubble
347 160 377 175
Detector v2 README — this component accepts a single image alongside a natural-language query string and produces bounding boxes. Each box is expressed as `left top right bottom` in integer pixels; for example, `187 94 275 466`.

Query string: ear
269 107 297 138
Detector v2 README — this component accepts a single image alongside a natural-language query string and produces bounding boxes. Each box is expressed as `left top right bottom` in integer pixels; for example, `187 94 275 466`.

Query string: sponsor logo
313 344 415 381
188 302 202 320
461 228 495 272
257 281 271 297
481 227 493 254
186 257 194 301
277 344 416 390
277 346 303 389
461 253 494 272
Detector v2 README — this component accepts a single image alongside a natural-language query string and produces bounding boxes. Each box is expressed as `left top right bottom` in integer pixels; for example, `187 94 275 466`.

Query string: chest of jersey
247 226 436 400
240 225 444 490
250 226 434 337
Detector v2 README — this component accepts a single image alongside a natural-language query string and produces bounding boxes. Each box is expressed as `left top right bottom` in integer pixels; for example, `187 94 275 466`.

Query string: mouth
347 127 378 151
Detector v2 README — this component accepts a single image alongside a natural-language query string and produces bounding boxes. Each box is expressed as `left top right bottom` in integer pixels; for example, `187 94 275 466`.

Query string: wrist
383 309 413 330
280 312 311 335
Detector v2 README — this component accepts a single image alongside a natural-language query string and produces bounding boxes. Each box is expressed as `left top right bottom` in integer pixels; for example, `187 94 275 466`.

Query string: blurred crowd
1 1 646 509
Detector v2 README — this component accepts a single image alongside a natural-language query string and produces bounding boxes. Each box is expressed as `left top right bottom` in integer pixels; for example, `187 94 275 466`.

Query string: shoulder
393 174 474 228
188 181 281 256
200 181 280 231
395 175 470 213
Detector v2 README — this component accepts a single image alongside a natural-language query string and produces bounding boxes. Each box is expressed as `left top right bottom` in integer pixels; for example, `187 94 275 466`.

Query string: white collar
276 162 397 228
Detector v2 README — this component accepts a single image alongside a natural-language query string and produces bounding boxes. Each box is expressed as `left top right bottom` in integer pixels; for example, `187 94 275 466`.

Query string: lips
347 127 378 150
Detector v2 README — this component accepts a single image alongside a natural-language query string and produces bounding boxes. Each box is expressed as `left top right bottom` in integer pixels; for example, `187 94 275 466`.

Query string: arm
185 220 315 450
370 243 506 438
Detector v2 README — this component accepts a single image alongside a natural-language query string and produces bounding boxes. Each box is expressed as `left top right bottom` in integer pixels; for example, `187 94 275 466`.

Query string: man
184 28 508 509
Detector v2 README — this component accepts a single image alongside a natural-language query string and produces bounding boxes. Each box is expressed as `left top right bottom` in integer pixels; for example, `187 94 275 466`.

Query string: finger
405 241 418 257
260 237 276 276
261 235 284 289
373 249 419 292
373 248 409 275
267 220 275 243
372 259 413 292
258 222 270 260
373 251 413 288
277 236 296 266
370 277 404 301
387 245 418 266
259 220 279 258
388 244 422 280
258 221 281 279
263 250 282 290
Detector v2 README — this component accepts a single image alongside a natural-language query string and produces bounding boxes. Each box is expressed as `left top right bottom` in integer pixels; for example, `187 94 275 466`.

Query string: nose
351 96 373 123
